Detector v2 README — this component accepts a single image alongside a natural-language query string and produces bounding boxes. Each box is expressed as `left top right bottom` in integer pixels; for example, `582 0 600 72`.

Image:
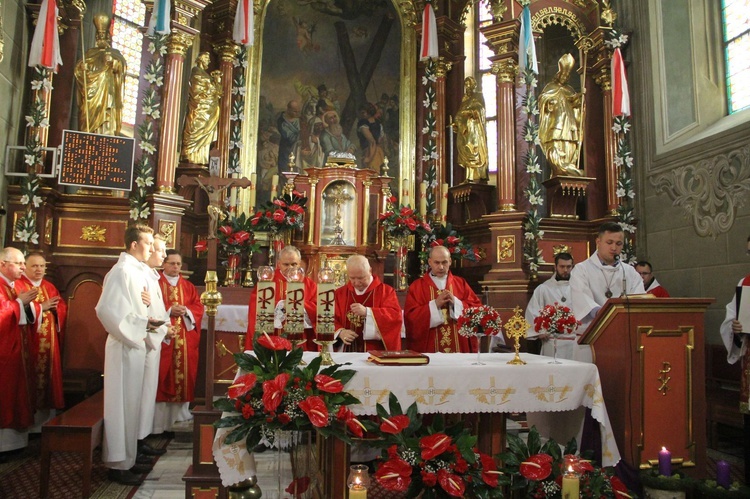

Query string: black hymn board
58 130 135 191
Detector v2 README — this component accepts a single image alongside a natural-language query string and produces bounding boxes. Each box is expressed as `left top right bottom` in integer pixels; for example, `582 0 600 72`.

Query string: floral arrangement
499 426 632 498
378 197 431 239
457 305 503 338
420 223 483 263
130 33 167 220
367 393 503 498
250 190 308 234
533 303 580 337
194 213 260 261
213 332 364 450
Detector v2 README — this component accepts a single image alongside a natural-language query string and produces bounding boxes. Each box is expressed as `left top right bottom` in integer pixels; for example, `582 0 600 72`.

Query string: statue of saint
455 77 489 183
180 52 223 165
74 14 127 136
538 53 585 177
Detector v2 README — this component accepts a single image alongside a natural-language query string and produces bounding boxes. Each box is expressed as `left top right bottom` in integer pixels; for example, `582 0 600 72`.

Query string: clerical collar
164 274 180 286
28 277 43 287
429 273 448 289
555 275 570 282
354 277 373 295
597 255 620 267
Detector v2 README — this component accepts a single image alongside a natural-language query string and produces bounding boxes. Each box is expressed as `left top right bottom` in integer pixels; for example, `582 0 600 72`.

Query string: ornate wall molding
649 144 750 238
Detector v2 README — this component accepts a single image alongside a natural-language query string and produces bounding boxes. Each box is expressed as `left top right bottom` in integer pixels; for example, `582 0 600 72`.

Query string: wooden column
156 31 193 194
483 20 521 213
215 42 238 178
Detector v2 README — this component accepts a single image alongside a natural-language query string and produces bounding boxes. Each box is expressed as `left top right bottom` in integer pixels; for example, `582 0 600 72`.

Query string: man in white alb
525 252 576 359
570 222 644 362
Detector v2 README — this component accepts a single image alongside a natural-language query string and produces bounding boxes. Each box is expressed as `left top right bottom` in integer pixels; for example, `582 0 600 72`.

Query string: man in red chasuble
0 248 42 453
405 246 481 353
18 253 67 431
246 246 317 350
333 255 402 352
154 250 204 434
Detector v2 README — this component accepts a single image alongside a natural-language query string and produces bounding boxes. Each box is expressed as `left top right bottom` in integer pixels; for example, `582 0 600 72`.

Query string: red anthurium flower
289 203 304 214
234 230 251 243
218 225 233 236
610 476 631 497
387 195 397 204
336 406 364 437
519 453 553 481
437 468 465 497
380 414 410 434
375 457 412 491
420 433 452 461
479 453 500 487
272 209 286 223
575 459 595 474
285 476 311 497
273 198 287 208
251 212 263 225
446 236 460 245
314 374 344 393
421 470 437 487
257 333 292 351
194 239 208 253
405 218 417 231
228 373 257 399
292 190 305 198
261 373 289 413
298 396 329 427
386 444 399 458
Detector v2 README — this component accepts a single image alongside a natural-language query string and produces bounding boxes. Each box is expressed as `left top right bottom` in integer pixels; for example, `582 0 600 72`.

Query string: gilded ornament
552 244 571 256
490 60 517 83
497 236 514 262
505 307 529 365
167 31 193 56
44 217 53 245
180 52 223 165
455 77 489 183
81 224 107 242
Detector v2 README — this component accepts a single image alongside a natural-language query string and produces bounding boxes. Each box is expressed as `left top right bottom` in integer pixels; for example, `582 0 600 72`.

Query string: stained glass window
475 3 497 173
112 0 146 129
721 0 750 114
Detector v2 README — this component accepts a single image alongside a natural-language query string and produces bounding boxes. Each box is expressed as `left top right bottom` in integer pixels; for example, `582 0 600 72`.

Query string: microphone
620 266 627 298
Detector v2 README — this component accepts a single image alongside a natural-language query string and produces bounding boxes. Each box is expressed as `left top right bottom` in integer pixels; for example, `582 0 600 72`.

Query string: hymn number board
58 130 135 191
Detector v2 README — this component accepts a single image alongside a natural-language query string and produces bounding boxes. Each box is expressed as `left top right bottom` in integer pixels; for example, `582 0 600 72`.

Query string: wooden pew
40 390 104 498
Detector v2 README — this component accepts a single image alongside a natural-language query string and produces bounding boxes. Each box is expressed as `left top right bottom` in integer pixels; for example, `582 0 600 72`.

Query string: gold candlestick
505 306 530 365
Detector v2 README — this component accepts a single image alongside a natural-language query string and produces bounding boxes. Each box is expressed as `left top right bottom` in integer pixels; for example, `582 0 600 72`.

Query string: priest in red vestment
0 247 42 452
154 250 204 433
333 255 402 352
17 253 67 430
247 246 317 350
405 246 481 353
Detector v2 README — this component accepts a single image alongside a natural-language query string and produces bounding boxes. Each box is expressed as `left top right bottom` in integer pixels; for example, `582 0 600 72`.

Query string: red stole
0 281 34 428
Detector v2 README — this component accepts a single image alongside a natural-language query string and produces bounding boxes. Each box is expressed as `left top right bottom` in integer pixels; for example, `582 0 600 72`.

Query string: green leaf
526 426 542 455
213 398 236 412
214 416 246 428
223 424 251 444
387 392 403 415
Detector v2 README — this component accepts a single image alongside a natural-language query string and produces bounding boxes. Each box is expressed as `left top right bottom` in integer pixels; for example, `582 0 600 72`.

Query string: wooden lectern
579 298 713 477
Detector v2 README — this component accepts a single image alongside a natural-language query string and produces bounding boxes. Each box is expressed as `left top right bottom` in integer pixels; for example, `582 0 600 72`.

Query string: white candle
401 178 410 206
271 175 279 196
255 280 275 334
419 181 428 217
249 173 257 211
441 183 449 222
316 282 336 339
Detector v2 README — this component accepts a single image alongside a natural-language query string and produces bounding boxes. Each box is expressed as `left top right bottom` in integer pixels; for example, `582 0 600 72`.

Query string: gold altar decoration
80 225 107 242
180 52 223 165
74 13 127 136
505 306 530 365
201 270 222 317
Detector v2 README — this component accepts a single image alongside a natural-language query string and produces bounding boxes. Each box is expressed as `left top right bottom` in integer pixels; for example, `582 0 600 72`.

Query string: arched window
111 0 146 133
721 0 750 114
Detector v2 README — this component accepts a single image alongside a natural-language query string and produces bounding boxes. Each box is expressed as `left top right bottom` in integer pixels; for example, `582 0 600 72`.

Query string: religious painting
255 0 402 208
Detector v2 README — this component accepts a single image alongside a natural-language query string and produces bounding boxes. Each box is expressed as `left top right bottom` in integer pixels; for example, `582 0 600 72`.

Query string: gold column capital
167 31 193 57
594 66 612 91
491 59 518 83
216 42 240 62
435 58 453 78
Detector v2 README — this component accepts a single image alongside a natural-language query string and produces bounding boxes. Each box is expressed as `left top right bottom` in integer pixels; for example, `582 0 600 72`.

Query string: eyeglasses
3 261 25 266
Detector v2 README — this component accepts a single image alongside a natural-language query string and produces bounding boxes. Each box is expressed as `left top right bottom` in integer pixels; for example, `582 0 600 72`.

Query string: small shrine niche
321 180 357 246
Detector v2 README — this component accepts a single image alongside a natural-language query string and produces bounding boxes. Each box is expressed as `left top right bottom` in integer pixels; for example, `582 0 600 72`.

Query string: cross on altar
177 174 252 271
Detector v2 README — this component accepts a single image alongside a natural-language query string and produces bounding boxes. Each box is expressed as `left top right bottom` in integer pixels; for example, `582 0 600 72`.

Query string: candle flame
661 446 668 452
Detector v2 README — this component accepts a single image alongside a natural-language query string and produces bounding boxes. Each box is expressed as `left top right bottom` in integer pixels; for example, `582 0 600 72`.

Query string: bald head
346 255 373 292
427 245 452 278
0 247 26 281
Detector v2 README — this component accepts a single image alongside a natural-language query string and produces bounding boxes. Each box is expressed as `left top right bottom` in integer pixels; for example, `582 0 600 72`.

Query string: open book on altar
367 350 430 366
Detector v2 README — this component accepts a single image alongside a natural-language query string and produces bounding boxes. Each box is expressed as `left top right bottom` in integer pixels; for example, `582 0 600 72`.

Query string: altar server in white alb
525 252 576 359
96 224 160 486
570 222 644 362
137 235 170 458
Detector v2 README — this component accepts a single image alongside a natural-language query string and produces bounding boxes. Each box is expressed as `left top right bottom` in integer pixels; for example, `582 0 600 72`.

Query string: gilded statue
455 76 489 183
538 53 585 177
180 52 223 165
74 14 127 135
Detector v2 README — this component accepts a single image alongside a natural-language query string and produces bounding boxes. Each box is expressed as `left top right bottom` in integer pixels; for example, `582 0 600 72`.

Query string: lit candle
441 183 449 222
285 269 305 343
716 459 731 488
561 467 579 499
271 174 279 196
255 267 276 334
249 173 257 211
419 180 428 217
348 484 367 499
658 446 671 476
401 178 410 206
316 269 336 340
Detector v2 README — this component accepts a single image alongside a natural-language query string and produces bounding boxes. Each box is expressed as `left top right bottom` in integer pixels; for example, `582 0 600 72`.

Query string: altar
214 351 620 499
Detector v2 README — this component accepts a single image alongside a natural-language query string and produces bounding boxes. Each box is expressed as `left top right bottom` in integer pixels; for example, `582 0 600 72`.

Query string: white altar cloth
201 304 248 333
213 351 620 485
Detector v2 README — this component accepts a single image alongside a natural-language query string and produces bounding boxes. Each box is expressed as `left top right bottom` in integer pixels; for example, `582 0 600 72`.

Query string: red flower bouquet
378 196 431 239
250 190 308 235
533 302 581 337
367 393 504 498
457 305 503 338
420 223 484 263
213 332 363 449
195 212 259 258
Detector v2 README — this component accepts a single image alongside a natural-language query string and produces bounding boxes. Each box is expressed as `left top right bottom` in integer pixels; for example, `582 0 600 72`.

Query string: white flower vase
548 333 562 364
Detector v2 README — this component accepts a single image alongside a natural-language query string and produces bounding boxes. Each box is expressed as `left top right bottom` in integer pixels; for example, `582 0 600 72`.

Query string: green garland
129 34 167 221
421 59 437 215
16 66 52 248
227 45 247 213
520 65 545 276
